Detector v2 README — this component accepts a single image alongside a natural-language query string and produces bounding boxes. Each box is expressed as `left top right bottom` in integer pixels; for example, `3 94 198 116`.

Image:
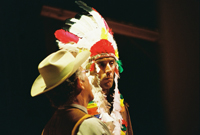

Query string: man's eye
110 61 114 65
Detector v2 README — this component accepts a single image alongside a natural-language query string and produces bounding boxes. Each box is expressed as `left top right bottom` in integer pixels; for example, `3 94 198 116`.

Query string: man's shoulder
77 117 110 135
81 117 106 127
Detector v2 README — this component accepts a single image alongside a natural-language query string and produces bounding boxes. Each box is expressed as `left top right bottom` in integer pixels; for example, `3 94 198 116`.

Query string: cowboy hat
31 50 90 97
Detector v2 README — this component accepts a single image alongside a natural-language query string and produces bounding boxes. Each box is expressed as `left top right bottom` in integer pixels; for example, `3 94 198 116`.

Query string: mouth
104 78 113 81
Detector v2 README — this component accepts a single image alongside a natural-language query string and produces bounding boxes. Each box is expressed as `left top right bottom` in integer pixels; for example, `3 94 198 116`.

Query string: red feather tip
122 119 128 127
90 39 115 57
92 7 98 12
54 29 79 44
115 67 119 76
102 19 113 35
90 62 95 72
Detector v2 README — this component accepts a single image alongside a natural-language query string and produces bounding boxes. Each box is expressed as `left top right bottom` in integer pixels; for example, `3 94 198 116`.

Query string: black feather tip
75 1 93 12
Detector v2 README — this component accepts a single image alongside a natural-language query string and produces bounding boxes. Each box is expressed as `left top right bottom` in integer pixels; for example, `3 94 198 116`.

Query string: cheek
109 65 116 77
98 70 104 80
111 66 116 74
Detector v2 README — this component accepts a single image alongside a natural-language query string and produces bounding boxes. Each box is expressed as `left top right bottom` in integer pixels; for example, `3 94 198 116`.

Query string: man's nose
105 63 112 75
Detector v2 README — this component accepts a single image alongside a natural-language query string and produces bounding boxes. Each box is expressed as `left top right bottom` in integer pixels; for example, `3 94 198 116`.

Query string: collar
58 104 88 114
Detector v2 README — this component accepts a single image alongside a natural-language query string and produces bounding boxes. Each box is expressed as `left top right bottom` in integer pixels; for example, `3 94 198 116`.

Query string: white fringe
89 72 122 135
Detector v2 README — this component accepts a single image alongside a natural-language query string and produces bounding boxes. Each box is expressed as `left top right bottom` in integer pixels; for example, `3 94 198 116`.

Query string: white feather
89 10 106 29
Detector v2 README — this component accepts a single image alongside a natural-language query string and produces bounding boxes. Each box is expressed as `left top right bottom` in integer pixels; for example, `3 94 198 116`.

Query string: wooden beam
40 5 159 42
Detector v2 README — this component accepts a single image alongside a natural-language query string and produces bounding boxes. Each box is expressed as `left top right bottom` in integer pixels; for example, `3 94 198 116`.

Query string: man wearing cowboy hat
31 50 111 135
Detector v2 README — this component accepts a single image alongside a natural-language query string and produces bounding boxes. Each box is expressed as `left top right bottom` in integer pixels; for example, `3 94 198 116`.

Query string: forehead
95 57 115 63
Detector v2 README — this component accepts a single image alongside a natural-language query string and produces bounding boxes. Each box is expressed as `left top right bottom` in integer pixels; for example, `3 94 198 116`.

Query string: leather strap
71 114 93 135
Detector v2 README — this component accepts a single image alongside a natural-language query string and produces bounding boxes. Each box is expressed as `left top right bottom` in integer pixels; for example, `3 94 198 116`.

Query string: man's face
95 57 116 95
80 67 94 102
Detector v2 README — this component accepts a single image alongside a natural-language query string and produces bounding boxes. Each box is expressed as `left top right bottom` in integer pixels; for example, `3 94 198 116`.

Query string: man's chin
101 86 113 95
102 89 109 95
100 80 113 90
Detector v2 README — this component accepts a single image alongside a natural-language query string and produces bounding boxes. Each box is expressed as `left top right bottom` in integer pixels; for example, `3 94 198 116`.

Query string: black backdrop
1 0 199 135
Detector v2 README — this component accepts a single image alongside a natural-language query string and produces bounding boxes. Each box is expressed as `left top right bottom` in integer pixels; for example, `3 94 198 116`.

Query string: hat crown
38 50 75 88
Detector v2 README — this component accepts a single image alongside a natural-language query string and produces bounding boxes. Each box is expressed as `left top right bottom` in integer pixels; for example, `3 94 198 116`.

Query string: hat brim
31 51 90 97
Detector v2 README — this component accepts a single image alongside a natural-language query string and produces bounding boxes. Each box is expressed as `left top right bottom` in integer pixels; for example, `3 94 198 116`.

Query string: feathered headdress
54 1 124 134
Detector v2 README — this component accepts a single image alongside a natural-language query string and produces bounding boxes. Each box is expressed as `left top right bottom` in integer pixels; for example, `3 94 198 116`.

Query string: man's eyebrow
95 58 115 62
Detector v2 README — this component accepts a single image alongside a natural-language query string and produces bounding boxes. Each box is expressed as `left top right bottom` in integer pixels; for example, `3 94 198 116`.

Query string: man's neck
103 88 110 97
73 94 89 108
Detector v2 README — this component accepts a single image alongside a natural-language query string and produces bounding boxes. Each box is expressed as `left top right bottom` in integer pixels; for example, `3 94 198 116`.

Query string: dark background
1 0 199 135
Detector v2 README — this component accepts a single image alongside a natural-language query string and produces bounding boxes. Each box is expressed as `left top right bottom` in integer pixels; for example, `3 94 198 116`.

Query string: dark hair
45 69 83 108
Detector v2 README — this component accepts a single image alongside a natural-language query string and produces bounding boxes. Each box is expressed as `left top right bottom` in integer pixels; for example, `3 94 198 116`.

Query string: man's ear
77 77 84 90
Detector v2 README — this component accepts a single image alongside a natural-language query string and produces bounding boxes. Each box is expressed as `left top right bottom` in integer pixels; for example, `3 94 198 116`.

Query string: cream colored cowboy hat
31 50 90 97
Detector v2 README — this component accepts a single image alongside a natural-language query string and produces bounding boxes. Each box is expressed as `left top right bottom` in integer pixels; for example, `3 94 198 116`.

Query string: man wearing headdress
54 1 134 135
86 39 133 135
